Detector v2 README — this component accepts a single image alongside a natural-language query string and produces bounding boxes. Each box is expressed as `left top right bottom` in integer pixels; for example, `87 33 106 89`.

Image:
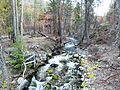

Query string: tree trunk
12 0 16 41
20 0 24 38
84 0 90 44
12 0 19 42
53 8 58 37
0 34 10 89
15 0 19 35
58 7 62 44
34 0 36 34
116 0 120 56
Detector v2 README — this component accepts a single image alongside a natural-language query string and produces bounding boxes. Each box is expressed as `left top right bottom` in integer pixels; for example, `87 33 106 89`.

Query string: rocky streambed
11 37 93 90
17 48 89 90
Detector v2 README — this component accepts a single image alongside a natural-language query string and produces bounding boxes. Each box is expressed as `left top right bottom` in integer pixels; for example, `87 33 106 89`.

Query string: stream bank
14 36 91 90
0 36 96 90
17 47 89 90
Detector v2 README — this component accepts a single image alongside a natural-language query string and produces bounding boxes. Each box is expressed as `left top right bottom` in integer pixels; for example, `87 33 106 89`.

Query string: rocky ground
87 44 120 90
1 35 120 90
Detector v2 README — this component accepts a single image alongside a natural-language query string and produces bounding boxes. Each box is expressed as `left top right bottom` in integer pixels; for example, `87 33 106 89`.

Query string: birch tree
12 0 19 42
20 0 24 38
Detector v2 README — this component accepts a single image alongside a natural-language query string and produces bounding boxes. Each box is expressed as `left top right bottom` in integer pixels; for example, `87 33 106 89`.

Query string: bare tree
57 0 62 44
12 0 19 42
84 0 91 44
20 0 24 38
34 0 36 34
116 0 120 56
0 34 10 89
80 0 94 44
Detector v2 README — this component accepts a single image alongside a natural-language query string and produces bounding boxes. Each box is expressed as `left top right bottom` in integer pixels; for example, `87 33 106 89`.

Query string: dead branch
99 73 120 84
38 31 56 42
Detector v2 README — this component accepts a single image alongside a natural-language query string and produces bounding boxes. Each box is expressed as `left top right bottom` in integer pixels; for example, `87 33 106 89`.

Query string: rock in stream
27 52 87 90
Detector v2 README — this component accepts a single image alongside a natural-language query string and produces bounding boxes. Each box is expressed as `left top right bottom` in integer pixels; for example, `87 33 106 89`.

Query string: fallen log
37 31 56 42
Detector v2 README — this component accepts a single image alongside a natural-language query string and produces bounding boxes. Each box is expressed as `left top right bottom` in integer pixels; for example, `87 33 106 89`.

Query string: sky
43 0 113 16
94 0 113 16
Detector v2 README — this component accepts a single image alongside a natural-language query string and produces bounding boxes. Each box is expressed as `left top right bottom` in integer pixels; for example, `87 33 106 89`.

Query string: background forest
1 0 120 90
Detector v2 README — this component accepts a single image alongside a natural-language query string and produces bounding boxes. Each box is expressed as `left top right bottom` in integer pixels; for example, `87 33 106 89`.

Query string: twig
99 73 120 83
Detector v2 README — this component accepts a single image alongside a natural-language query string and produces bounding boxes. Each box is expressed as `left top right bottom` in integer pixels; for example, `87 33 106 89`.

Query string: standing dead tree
76 0 94 46
115 0 120 56
0 34 10 89
49 0 63 47
12 0 19 43
20 0 24 39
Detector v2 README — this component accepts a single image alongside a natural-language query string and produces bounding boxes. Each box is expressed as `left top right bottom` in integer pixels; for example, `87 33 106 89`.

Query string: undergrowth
10 33 25 71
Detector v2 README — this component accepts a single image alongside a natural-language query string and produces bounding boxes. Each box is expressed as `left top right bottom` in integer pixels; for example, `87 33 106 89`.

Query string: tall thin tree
20 0 24 38
12 0 19 42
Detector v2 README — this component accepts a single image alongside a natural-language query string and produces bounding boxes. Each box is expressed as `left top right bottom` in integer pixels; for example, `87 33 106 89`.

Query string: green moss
3 80 7 89
52 75 59 80
87 73 96 79
45 83 51 89
81 81 87 88
56 84 61 87
49 79 56 84
47 69 54 74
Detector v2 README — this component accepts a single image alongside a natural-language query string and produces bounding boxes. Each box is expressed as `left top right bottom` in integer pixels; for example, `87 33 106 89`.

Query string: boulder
50 63 59 68
17 77 29 90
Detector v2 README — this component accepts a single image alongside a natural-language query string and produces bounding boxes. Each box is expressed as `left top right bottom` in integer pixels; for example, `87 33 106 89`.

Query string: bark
38 31 56 42
116 0 120 55
15 0 19 35
84 0 90 44
34 0 36 34
20 0 24 38
116 0 120 39
12 0 19 42
0 34 10 89
53 10 57 37
57 5 62 45
62 0 65 35
81 0 83 18
12 0 16 38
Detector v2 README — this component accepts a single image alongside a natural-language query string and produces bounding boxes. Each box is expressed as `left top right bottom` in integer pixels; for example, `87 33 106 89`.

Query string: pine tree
49 0 59 35
63 0 73 35
74 2 82 33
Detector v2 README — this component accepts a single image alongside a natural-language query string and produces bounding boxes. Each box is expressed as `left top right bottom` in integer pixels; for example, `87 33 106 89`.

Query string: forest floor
2 35 120 90
87 44 120 90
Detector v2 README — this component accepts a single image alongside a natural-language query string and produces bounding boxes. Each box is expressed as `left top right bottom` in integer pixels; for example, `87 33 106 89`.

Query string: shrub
10 34 25 70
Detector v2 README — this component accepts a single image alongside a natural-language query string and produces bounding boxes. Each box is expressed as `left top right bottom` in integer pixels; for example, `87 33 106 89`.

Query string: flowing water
28 49 88 90
18 37 88 90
